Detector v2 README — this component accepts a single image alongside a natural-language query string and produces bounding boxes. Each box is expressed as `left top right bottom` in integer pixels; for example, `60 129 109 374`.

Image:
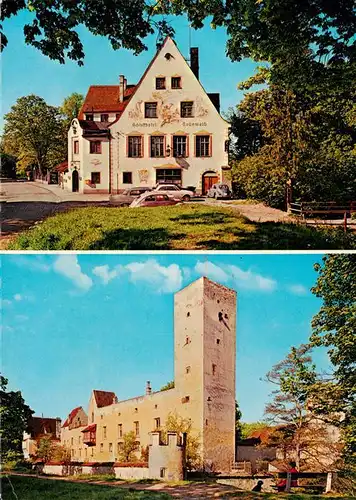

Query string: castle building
61 277 236 472
64 37 230 195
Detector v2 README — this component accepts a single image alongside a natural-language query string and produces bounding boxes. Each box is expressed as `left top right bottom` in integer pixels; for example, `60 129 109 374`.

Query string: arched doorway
202 171 218 195
72 169 79 192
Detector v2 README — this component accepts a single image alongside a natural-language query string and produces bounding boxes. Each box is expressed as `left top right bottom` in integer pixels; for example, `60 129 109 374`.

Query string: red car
130 192 180 208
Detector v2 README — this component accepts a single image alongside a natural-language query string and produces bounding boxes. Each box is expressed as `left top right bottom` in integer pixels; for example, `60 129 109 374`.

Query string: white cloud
14 294 22 301
11 256 50 272
54 255 93 291
195 261 229 283
93 265 122 285
288 284 308 296
195 261 277 292
226 265 277 292
126 259 183 293
1 299 12 307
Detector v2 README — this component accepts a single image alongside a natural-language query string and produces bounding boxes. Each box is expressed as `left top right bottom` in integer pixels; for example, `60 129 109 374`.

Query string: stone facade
61 277 236 472
65 37 230 194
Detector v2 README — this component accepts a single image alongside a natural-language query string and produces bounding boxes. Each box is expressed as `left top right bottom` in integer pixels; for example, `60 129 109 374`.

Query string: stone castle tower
174 277 237 471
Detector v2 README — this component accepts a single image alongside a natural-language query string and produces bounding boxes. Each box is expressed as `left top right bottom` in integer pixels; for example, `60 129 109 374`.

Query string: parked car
154 183 193 201
206 183 232 199
130 192 181 208
109 187 151 206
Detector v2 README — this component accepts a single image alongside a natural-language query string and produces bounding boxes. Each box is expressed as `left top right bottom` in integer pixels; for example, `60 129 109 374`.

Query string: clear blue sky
2 11 259 123
2 253 330 424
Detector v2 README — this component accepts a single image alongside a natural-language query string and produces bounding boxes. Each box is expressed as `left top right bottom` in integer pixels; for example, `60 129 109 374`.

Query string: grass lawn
8 205 356 250
2 475 353 500
1 475 170 500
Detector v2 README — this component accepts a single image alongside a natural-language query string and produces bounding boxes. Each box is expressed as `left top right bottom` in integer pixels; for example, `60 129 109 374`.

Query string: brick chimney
119 75 126 102
146 381 152 395
190 47 199 80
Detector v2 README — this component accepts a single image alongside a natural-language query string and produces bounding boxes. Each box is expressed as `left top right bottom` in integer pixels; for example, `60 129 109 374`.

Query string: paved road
0 181 108 243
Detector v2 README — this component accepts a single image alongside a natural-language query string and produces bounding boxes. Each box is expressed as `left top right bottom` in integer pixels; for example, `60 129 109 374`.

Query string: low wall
217 476 276 493
114 466 149 480
42 463 114 476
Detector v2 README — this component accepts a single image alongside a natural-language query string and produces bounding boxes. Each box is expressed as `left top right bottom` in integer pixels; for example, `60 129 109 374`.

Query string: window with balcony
181 102 194 118
90 141 102 154
128 136 143 158
173 135 188 157
156 77 166 89
196 135 211 157
145 102 158 118
150 136 164 157
171 77 181 89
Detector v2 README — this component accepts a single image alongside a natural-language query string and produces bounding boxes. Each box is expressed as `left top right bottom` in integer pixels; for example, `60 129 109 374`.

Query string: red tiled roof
53 161 68 173
62 406 82 428
82 424 97 433
93 390 117 408
78 85 136 120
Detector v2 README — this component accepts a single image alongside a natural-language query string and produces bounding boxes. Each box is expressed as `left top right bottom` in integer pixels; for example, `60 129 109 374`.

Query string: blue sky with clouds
1 253 330 423
2 11 260 124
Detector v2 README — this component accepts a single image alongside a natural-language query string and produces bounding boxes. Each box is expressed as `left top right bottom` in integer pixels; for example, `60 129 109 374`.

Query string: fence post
344 212 347 232
285 472 292 492
325 472 335 493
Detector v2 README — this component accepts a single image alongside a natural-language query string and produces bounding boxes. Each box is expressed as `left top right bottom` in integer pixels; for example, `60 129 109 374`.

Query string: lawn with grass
2 475 353 500
2 475 170 500
8 204 356 250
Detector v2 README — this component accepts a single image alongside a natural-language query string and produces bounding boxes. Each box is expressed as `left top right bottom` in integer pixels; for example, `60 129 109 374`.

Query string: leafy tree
235 400 242 440
1 1 174 65
310 255 356 468
0 376 34 463
164 411 201 470
3 0 355 94
0 152 17 179
160 380 174 391
60 93 84 129
118 431 139 462
264 344 320 469
52 444 71 464
3 95 66 176
36 435 56 462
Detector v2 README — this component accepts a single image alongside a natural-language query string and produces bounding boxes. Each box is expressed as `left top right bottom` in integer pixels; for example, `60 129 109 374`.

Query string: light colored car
130 191 181 208
207 183 232 199
109 187 151 206
155 183 193 201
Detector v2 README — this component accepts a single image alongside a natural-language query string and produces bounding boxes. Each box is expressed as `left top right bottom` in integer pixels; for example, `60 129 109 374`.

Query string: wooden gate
202 172 218 195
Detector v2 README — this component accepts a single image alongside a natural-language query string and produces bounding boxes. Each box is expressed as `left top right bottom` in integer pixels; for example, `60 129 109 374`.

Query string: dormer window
85 114 94 121
156 77 166 90
171 77 181 89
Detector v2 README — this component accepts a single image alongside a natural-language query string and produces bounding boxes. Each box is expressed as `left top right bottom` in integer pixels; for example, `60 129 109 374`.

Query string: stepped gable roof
78 85 136 119
62 406 82 428
93 390 117 408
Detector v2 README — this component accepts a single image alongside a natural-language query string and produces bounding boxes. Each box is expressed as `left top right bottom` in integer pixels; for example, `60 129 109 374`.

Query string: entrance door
72 169 79 192
202 172 218 195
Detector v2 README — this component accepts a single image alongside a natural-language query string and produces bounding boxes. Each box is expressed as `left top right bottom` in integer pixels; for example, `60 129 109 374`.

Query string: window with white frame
150 136 164 157
195 135 211 157
173 135 188 157
128 136 143 158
